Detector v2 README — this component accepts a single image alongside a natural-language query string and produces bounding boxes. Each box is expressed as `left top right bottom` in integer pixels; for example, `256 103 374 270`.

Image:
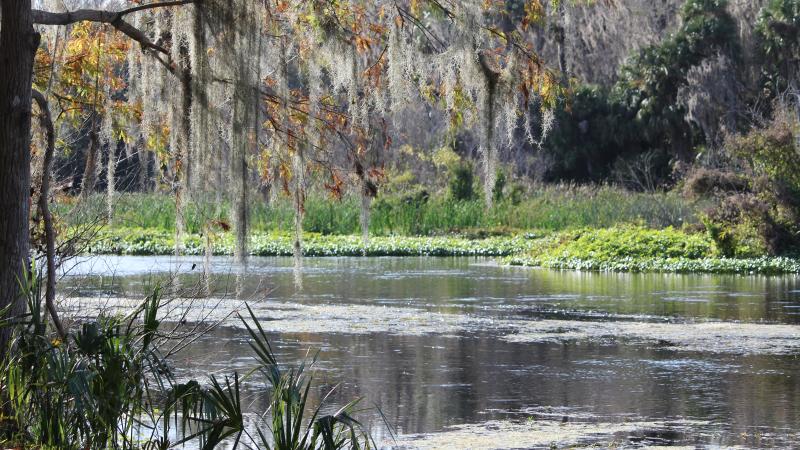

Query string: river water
61 256 800 448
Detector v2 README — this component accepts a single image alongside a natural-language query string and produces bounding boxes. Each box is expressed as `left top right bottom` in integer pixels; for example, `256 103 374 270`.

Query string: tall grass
63 184 701 236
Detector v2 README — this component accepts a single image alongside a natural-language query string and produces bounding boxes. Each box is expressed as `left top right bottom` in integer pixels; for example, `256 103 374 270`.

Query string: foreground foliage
0 279 373 449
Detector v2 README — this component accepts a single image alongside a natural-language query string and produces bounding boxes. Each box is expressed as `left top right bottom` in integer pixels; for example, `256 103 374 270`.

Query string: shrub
492 170 506 203
726 107 800 195
547 226 716 261
682 167 749 199
693 105 800 256
448 162 475 201
507 182 525 206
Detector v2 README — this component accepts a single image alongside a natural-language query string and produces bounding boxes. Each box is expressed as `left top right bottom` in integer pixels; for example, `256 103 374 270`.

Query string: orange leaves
39 21 130 122
258 149 272 178
209 219 232 232
355 35 372 53
367 165 386 183
324 170 345 200
410 0 422 15
363 53 385 89
521 0 546 29
279 161 293 195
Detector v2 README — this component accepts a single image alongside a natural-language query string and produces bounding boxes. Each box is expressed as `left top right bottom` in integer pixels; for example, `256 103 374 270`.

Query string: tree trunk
138 142 150 192
80 114 100 198
0 0 37 360
32 89 66 339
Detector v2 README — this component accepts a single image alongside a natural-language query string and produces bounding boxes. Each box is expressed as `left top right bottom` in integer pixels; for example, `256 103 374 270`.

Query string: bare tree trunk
32 89 66 339
0 0 37 360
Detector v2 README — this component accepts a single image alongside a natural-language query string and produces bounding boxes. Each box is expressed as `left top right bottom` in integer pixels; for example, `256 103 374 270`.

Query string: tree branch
32 1 194 57
31 89 66 340
117 0 195 17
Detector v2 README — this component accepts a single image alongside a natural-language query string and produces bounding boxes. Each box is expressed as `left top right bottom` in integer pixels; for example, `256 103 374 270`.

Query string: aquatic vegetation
510 254 800 275
510 226 800 274
546 226 717 259
390 418 711 449
503 318 800 355
83 224 800 274
89 227 535 257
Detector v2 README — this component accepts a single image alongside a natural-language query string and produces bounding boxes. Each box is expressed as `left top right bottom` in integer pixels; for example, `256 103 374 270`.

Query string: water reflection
63 255 800 323
61 256 800 446
173 328 800 446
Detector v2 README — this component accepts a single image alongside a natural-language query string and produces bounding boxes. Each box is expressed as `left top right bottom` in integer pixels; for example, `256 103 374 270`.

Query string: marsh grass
63 184 699 237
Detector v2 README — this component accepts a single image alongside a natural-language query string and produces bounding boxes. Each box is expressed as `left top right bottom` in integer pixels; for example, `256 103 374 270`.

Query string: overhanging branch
32 1 195 58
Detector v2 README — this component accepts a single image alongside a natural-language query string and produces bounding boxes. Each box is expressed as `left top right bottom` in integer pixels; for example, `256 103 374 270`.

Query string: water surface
62 256 800 447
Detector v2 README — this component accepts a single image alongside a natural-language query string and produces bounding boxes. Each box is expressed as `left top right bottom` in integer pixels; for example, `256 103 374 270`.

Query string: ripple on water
62 297 800 355
661 296 711 303
389 418 716 449
637 358 740 372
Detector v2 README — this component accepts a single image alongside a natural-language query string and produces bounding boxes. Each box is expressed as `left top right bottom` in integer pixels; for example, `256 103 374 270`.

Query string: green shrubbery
539 0 737 184
545 226 716 260
510 226 800 274
684 104 800 257
448 162 476 201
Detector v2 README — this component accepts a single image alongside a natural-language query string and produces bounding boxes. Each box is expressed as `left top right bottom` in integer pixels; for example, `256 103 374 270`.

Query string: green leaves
509 226 800 274
756 0 800 96
237 303 373 450
2 278 376 449
2 286 161 448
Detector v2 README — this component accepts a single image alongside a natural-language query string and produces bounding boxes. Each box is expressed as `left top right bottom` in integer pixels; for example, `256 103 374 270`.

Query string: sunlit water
60 256 800 448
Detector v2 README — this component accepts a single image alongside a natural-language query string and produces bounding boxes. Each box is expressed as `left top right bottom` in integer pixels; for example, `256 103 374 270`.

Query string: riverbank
84 225 800 274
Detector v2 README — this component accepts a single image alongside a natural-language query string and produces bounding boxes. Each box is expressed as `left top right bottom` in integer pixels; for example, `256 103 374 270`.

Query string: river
60 256 800 448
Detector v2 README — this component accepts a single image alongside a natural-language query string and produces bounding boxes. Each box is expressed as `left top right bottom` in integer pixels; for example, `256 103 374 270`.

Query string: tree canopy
29 0 562 259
